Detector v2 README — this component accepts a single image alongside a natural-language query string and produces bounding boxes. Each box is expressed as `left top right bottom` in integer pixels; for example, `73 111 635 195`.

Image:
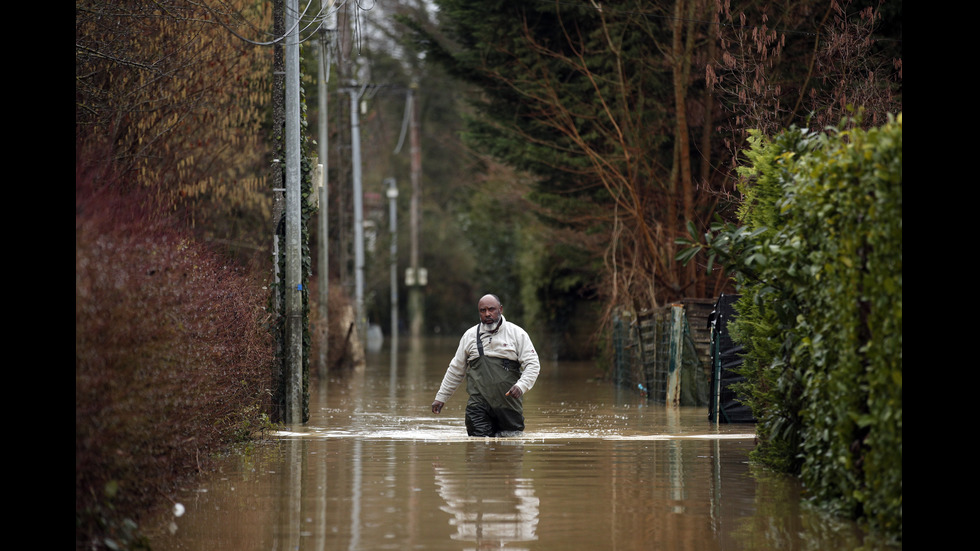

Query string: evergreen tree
405 1 732 343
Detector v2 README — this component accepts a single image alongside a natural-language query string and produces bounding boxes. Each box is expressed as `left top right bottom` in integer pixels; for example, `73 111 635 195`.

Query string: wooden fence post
668 304 684 407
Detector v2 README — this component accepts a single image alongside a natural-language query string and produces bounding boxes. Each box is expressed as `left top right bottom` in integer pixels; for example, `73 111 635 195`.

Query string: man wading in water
431 294 541 437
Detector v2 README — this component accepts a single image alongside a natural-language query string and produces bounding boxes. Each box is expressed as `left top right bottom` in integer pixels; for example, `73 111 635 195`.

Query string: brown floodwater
147 336 893 550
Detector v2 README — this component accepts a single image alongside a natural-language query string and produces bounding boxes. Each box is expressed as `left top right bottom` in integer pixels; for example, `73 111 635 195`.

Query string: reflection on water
435 441 538 549
147 337 893 550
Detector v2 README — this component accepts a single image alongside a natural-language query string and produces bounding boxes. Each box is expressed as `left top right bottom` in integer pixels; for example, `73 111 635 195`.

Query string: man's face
478 296 502 325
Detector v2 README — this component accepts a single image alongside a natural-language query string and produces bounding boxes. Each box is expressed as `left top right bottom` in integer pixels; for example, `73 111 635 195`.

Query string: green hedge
682 114 902 541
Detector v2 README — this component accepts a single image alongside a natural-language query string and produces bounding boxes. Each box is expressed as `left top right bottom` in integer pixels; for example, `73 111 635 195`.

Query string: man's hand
505 385 523 399
431 400 445 414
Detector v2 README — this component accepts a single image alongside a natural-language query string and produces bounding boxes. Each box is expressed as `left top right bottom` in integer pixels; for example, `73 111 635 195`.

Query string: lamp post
386 178 399 345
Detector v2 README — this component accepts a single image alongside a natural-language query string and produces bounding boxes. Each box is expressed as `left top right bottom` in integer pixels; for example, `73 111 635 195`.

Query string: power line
200 0 376 47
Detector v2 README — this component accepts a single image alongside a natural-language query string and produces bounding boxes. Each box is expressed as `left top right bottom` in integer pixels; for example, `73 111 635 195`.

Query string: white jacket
434 315 541 403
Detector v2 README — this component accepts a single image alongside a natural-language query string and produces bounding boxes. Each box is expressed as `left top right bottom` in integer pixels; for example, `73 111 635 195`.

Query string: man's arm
431 330 472 413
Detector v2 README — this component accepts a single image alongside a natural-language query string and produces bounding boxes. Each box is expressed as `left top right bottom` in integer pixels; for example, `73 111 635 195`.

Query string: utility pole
270 0 285 423
407 82 425 337
284 0 304 424
348 85 367 346
317 5 333 378
271 0 284 306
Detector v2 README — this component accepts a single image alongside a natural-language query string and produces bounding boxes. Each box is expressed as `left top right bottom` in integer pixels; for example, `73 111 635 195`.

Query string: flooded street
148 337 888 550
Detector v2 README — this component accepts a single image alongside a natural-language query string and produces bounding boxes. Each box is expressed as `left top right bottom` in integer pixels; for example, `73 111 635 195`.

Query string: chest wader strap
477 326 485 357
472 326 521 373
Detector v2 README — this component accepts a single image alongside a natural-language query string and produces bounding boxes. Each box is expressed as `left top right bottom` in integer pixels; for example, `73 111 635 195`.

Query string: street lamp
385 178 398 343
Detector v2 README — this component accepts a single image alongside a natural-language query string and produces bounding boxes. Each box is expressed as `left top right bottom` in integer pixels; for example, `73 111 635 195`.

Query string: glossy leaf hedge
684 114 902 541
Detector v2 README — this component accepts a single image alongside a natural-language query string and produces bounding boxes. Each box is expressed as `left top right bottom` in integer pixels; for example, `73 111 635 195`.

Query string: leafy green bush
679 113 902 540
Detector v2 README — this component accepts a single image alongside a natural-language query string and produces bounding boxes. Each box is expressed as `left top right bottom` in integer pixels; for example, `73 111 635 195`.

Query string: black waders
464 326 524 437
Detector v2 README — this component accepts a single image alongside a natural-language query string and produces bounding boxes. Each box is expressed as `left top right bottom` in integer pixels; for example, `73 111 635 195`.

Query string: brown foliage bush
76 0 273 256
75 159 275 548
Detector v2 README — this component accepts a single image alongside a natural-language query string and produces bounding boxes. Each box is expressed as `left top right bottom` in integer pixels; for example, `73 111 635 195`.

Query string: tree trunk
672 0 696 295
698 0 718 297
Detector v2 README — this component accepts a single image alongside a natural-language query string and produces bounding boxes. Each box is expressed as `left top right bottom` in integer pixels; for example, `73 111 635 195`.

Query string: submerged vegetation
679 114 903 541
75 159 277 549
76 2 279 545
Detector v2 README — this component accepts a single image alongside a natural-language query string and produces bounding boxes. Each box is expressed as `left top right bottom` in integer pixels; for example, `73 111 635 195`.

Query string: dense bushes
75 165 276 549
681 114 902 540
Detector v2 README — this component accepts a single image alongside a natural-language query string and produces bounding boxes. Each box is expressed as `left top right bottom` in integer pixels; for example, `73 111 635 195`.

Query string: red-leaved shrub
76 157 275 548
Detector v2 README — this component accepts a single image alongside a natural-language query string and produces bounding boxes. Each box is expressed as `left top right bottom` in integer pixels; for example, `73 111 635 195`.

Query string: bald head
478 294 503 325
